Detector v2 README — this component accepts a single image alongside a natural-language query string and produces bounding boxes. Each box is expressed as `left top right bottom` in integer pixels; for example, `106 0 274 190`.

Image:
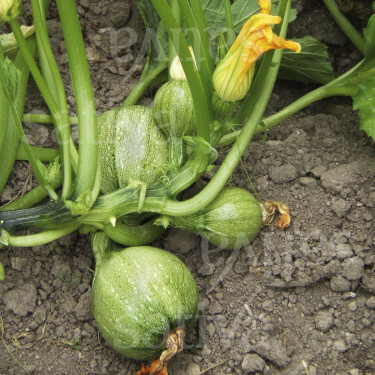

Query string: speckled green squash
97 106 169 194
171 187 263 250
153 81 196 137
92 246 199 360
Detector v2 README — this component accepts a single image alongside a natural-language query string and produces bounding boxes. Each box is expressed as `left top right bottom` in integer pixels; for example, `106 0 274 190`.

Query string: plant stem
168 0 180 77
0 41 35 194
16 145 59 162
0 0 296 230
219 86 357 146
23 113 78 125
323 0 366 55
2 94 58 201
102 219 165 247
9 20 61 124
224 0 235 46
0 47 8 158
151 0 212 142
0 173 63 211
122 62 167 106
157 0 293 216
56 0 98 201
32 0 73 199
9 20 78 183
189 0 214 76
2 223 80 247
178 0 214 129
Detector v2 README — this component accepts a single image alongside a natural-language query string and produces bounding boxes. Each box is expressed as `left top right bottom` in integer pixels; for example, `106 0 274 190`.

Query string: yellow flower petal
212 0 301 102
259 0 271 14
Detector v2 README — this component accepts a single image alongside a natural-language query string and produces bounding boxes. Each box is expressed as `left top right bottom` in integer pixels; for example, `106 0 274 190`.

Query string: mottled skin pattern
171 187 263 250
97 105 169 194
153 81 196 138
92 246 199 361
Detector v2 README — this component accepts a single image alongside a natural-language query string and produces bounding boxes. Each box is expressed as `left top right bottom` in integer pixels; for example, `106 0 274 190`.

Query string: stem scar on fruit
137 328 185 375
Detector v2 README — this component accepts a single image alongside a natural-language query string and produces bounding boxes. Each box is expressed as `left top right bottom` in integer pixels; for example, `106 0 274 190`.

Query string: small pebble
366 296 375 309
333 339 348 353
342 257 364 281
241 353 265 373
185 363 200 375
330 275 351 292
348 301 357 312
314 311 334 332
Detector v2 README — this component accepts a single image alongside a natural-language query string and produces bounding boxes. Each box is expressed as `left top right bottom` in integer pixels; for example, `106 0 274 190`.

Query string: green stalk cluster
0 0 371 249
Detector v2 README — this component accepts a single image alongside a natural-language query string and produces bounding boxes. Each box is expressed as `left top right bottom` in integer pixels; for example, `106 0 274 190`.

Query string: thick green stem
122 62 167 106
0 0 295 231
323 0 366 55
219 86 357 146
151 0 212 142
102 219 165 247
0 84 58 200
9 20 61 123
23 113 78 125
0 42 35 194
56 0 98 201
177 0 214 132
16 145 59 162
91 231 113 269
189 0 214 76
2 223 79 247
224 0 235 46
168 0 180 77
0 47 8 157
9 20 77 186
32 0 73 198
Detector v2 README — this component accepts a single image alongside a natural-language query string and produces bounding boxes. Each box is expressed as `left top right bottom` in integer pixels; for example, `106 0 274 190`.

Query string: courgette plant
0 0 374 252
0 0 375 372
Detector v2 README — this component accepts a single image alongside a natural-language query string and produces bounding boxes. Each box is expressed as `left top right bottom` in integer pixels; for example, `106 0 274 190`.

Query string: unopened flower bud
170 46 196 81
0 0 21 23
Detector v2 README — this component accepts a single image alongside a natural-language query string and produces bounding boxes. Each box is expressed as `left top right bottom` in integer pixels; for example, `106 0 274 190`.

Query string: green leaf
45 157 61 184
352 67 375 141
278 36 335 84
137 0 168 67
350 12 375 140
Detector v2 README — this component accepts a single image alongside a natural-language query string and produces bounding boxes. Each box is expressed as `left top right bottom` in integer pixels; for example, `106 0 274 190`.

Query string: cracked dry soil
0 1 375 374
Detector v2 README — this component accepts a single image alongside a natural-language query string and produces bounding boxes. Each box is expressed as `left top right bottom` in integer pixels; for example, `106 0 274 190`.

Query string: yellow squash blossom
0 0 21 23
213 0 301 102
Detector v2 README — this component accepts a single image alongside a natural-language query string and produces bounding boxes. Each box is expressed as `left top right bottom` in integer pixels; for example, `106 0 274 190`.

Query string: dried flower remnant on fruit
137 328 185 375
212 0 301 101
0 0 21 23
